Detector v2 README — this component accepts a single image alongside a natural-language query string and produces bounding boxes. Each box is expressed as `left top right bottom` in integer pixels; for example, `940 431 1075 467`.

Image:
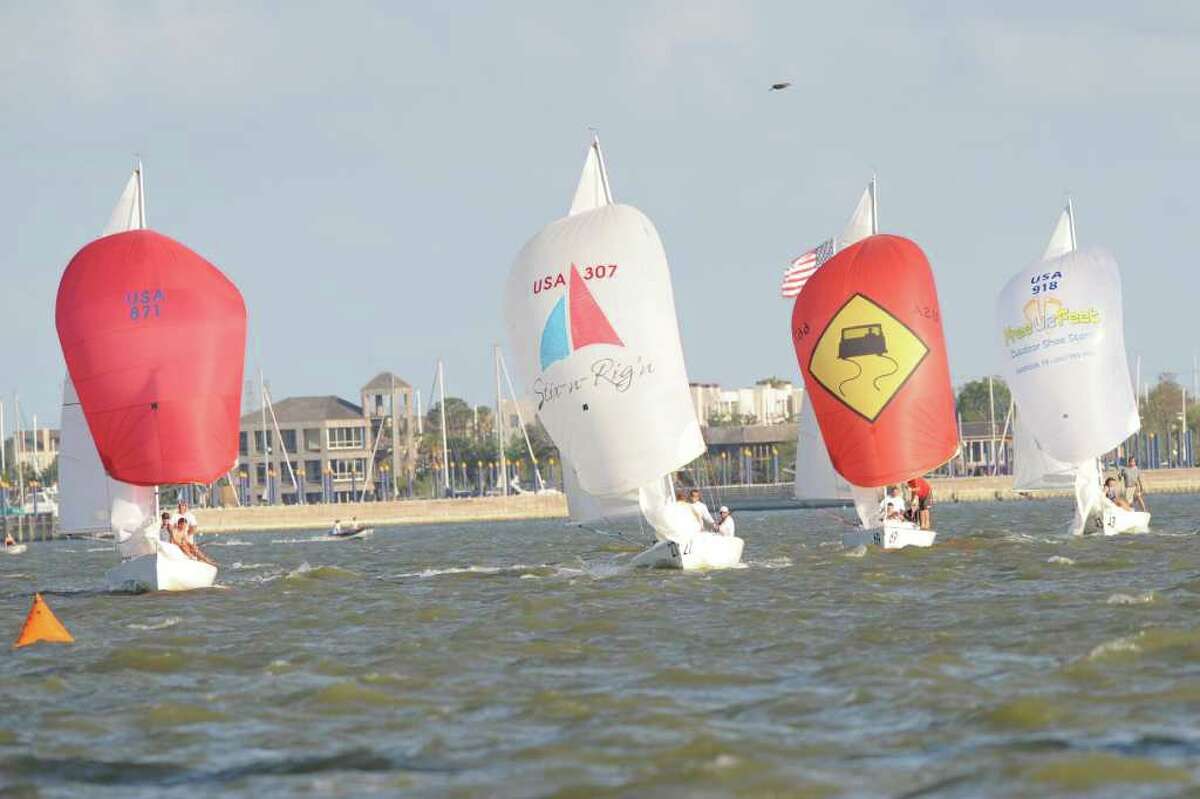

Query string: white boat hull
1 544 27 555
842 521 936 550
330 527 374 540
631 533 744 570
1101 503 1150 535
105 545 217 593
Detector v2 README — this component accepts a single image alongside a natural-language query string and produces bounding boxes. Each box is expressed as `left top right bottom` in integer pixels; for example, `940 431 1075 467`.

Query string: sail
568 138 612 216
561 458 641 523
56 230 248 486
791 235 957 487
1068 458 1103 536
1012 412 1077 491
1042 202 1076 260
100 167 144 237
793 391 851 501
505 149 703 497
851 484 882 529
58 378 156 534
996 247 1138 464
838 181 877 247
59 165 153 534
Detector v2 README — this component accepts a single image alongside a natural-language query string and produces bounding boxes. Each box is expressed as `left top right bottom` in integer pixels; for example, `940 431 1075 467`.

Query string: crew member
1104 477 1133 510
716 506 735 536
880 486 906 521
159 511 173 542
1121 456 1148 512
171 501 198 533
331 519 343 536
3 533 16 548
688 489 716 531
906 476 933 530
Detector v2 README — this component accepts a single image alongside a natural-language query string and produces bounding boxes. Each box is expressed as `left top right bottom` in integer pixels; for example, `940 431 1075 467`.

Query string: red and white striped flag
781 238 835 298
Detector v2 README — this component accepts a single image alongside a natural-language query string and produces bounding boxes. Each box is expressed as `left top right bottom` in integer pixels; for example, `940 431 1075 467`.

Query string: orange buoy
14 593 74 649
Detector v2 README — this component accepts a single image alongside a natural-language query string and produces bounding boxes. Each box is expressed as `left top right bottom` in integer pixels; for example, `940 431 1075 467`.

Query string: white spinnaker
997 247 1138 464
561 461 640 523
506 141 704 498
1012 412 1077 491
59 164 156 536
793 392 851 501
837 179 877 248
851 485 882 530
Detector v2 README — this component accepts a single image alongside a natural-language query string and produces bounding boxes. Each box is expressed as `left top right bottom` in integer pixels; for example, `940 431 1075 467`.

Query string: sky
2 1 1198 428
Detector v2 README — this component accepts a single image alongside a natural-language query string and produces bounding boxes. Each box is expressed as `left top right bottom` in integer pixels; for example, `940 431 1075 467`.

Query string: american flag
781 238 836 298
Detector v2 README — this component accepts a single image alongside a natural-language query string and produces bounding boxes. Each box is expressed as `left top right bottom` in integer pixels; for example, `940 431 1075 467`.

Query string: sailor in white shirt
879 486 906 521
170 501 198 532
716 506 735 536
688 489 716 531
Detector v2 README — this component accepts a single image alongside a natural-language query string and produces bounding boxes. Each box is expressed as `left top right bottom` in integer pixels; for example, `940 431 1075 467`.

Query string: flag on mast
781 239 835 298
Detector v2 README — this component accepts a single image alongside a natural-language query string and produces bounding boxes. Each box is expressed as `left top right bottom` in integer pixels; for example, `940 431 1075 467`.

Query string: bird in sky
770 82 792 91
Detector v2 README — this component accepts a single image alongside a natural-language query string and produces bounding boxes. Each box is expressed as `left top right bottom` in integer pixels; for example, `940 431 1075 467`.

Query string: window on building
329 458 367 480
255 464 267 485
239 432 249 456
280 429 297 454
327 426 365 450
304 428 321 452
253 430 274 454
305 460 323 484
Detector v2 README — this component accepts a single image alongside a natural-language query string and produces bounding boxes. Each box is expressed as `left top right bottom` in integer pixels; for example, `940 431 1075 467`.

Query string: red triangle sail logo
568 265 623 349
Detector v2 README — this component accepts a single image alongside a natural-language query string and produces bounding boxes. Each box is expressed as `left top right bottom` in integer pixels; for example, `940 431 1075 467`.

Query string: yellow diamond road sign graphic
809 293 929 422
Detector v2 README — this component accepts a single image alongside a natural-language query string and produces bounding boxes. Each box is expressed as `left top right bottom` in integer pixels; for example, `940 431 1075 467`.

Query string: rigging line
569 523 650 547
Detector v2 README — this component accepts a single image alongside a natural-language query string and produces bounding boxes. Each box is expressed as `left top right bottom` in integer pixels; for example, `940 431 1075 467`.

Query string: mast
1066 196 1076 251
870 174 878 235
14 396 24 507
390 373 399 502
437 360 450 495
0 398 5 476
592 134 614 204
494 345 507 495
136 159 146 228
259 369 268 504
499 349 545 490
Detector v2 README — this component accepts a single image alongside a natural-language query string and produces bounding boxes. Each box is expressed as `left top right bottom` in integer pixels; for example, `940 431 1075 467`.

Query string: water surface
3 496 1200 797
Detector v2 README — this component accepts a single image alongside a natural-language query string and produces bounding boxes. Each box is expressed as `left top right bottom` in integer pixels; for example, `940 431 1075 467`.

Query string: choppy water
3 496 1200 797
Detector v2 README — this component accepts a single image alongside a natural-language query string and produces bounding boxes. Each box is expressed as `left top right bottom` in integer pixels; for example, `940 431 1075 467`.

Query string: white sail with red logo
505 136 702 501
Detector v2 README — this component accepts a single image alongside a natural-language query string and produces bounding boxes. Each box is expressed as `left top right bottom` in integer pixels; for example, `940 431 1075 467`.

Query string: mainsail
56 230 248 487
58 164 155 536
792 391 851 502
504 137 704 538
997 202 1138 534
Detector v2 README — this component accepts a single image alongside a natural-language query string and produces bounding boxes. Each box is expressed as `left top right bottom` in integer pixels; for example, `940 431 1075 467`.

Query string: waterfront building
238 372 415 504
2 428 59 477
689 381 802 427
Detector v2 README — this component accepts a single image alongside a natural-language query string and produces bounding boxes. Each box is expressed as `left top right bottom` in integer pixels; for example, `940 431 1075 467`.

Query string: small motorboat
631 532 744 570
329 525 374 540
842 520 936 550
1 543 28 556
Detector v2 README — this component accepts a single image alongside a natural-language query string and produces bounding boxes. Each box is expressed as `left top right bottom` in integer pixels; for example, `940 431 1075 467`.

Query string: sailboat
790 181 958 549
58 164 158 542
56 211 248 592
997 201 1149 536
504 136 743 569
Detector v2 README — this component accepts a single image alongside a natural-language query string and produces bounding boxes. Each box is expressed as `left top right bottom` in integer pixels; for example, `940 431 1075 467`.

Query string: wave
126 617 182 631
284 562 359 581
205 539 254 547
844 545 868 558
1107 591 1156 605
1047 555 1075 565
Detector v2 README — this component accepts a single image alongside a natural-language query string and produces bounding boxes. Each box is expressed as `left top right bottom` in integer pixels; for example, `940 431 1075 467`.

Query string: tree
956 377 1011 423
756 376 791 389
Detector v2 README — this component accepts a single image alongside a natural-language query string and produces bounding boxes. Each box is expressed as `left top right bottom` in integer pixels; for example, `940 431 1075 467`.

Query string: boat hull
842 522 936 550
1 544 27 555
1101 503 1150 535
105 546 217 593
631 533 744 570
330 527 374 540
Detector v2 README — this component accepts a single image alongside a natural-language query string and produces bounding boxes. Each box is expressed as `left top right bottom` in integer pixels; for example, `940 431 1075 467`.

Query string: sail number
531 264 619 295
794 321 811 342
125 289 165 321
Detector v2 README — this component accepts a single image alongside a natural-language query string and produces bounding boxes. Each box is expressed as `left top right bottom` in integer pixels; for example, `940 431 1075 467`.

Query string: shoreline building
689 381 802 427
238 372 416 504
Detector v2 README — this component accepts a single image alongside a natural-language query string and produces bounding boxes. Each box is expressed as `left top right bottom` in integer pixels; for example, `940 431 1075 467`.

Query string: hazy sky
2 2 1198 427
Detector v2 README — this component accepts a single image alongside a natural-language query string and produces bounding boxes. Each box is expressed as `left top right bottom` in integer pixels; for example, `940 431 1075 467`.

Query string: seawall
194 469 1200 533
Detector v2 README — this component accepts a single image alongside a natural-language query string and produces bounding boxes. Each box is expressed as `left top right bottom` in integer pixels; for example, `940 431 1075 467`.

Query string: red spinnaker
790 235 957 487
55 230 247 486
